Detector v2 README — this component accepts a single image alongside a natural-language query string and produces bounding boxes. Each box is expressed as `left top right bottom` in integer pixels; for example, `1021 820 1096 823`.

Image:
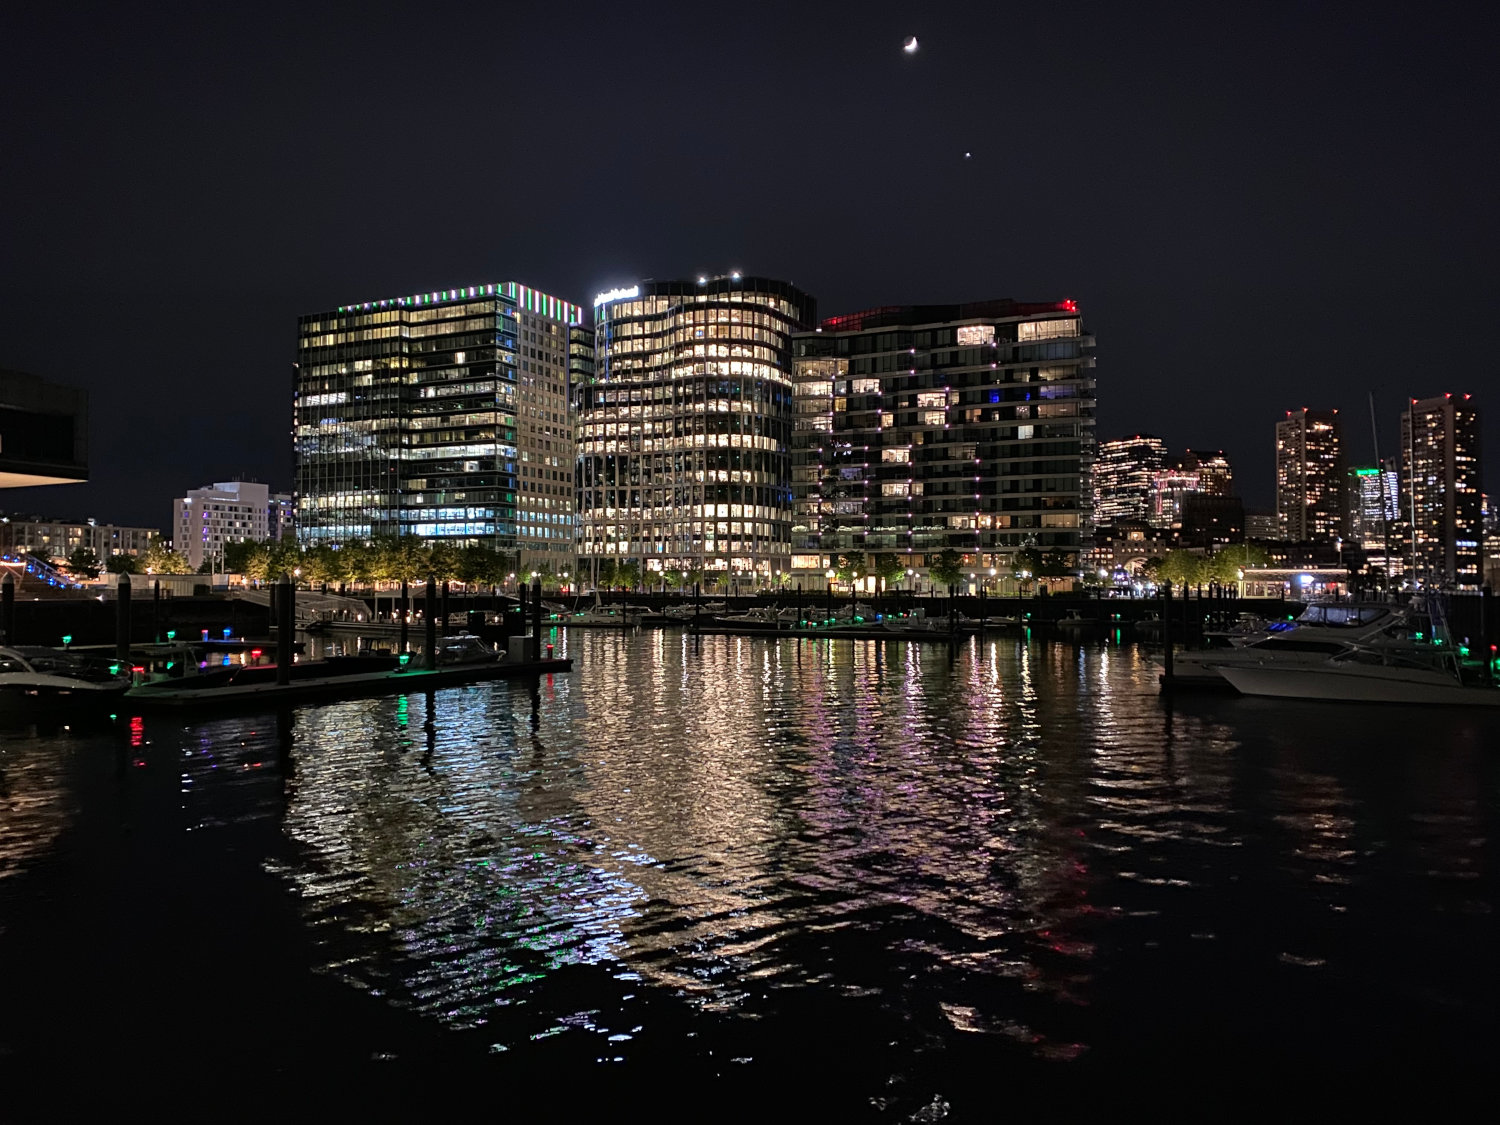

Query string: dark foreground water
2 631 1497 1119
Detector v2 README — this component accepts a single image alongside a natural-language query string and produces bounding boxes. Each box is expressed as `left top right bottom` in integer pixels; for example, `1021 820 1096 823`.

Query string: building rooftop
816 298 1078 333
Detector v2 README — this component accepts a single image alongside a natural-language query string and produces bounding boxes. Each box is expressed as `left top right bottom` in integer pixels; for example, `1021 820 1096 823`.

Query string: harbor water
2 630 1496 1117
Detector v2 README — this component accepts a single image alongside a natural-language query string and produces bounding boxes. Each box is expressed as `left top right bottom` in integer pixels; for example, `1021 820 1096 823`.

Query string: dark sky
4 1 1497 532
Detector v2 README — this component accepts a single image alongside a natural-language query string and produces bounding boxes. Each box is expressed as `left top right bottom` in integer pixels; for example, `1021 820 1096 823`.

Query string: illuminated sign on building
593 285 640 307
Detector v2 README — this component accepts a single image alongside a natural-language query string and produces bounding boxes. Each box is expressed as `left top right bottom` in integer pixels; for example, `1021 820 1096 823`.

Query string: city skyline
3 3 1498 530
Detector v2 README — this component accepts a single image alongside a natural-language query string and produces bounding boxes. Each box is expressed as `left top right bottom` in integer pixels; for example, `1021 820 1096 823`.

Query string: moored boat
0 645 134 707
1217 647 1500 707
1161 601 1425 688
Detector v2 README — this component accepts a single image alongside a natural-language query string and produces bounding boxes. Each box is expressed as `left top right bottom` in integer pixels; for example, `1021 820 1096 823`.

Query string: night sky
4 1 1497 533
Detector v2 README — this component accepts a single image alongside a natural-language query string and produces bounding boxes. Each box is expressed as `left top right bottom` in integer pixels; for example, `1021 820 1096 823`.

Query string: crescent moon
903 36 919 54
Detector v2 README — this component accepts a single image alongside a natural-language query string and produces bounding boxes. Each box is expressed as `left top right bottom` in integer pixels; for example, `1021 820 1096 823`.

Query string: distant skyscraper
1347 461 1402 583
792 298 1096 580
1094 435 1167 527
1275 408 1344 543
1182 449 1233 496
1400 393 1483 588
294 282 584 575
578 276 814 585
1347 464 1398 551
1151 468 1202 527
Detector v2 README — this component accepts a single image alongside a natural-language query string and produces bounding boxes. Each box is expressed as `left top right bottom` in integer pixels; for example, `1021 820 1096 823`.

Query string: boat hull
1218 665 1500 706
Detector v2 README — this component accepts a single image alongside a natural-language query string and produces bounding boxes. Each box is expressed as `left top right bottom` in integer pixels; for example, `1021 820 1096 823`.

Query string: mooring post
116 571 132 663
1 570 14 645
1162 580 1174 685
440 580 450 637
153 579 161 643
424 573 438 669
275 572 293 685
530 577 542 662
399 577 410 655
1482 584 1493 687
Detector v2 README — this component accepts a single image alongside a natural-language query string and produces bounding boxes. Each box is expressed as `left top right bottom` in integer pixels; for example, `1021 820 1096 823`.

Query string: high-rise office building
1151 468 1202 527
1093 435 1167 527
1275 408 1344 543
576 276 814 585
791 297 1096 579
1182 449 1233 496
294 282 584 573
1401 393 1483 588
1346 461 1402 582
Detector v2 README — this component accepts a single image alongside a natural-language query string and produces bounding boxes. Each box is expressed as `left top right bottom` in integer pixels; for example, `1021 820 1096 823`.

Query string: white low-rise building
175 481 290 572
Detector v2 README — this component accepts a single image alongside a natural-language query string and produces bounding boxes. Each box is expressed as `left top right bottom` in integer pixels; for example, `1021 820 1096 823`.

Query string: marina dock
124 655 573 711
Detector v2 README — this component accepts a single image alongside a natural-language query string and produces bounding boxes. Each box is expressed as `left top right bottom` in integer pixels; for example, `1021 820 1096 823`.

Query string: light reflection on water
245 634 1500 1067
9 630 1498 1107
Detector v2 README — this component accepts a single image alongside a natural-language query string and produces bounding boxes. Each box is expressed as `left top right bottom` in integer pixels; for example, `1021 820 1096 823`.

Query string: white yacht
1219 646 1500 707
663 601 725 620
0 645 133 706
559 595 642 628
716 605 790 628
1162 602 1425 687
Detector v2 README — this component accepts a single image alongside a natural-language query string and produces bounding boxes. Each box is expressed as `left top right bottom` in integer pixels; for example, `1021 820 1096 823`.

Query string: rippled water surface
3 631 1498 1115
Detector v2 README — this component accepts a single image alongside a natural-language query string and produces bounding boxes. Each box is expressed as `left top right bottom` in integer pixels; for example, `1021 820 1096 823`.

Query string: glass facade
294 282 583 560
576 277 815 584
790 299 1097 578
1093 434 1167 527
1401 394 1483 588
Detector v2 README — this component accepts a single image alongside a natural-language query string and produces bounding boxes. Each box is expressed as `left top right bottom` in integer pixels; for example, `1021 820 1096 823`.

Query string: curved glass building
577 276 815 587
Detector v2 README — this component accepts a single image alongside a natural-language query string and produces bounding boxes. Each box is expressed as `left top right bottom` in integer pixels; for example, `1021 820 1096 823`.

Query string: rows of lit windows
789 312 1095 566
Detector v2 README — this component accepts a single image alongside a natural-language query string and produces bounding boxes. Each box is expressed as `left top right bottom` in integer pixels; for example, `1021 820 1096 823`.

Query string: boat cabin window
1295 605 1388 627
1250 638 1346 654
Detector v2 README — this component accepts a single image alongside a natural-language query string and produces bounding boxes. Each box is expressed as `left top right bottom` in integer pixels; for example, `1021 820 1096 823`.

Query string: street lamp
825 568 835 620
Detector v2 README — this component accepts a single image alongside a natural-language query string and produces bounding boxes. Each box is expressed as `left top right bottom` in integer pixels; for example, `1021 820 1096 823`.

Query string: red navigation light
250 648 262 660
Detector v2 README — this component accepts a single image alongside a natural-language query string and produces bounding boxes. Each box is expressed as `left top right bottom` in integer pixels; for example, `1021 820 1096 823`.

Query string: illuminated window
1017 318 1079 341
